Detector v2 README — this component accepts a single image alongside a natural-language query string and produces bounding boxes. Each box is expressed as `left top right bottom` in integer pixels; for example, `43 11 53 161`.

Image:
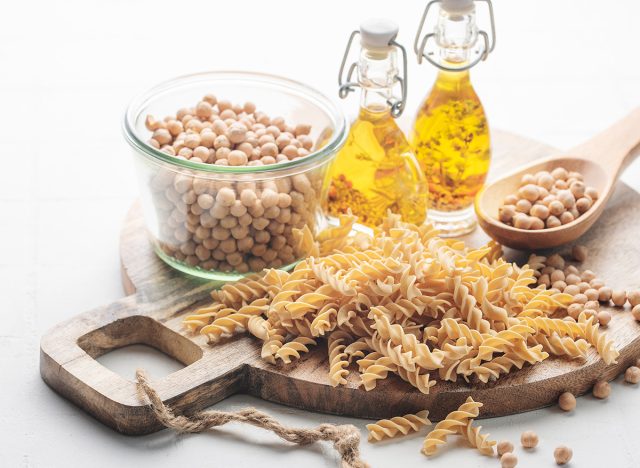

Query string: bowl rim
123 70 349 174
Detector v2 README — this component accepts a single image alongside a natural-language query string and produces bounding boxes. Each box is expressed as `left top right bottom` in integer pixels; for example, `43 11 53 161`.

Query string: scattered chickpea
632 304 640 321
497 440 515 457
584 288 600 301
520 431 538 449
500 452 518 468
571 245 588 262
584 300 600 312
558 392 576 411
593 380 611 399
628 290 640 307
572 293 588 304
597 311 612 326
567 303 583 320
547 254 565 270
625 366 640 384
554 446 573 465
611 290 627 307
598 287 613 302
564 285 580 296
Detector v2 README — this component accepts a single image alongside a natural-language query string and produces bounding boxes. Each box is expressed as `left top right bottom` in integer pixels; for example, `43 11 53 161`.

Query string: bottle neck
357 47 397 118
435 8 478 65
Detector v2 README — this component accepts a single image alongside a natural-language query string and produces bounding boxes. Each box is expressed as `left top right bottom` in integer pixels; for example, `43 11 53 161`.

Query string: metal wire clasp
414 0 496 72
338 30 409 118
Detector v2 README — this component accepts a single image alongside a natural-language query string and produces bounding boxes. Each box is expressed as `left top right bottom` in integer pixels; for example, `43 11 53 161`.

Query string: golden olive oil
328 105 428 227
411 69 490 213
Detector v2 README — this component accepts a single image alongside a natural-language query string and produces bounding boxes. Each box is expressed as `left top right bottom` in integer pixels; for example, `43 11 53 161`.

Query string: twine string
136 369 369 468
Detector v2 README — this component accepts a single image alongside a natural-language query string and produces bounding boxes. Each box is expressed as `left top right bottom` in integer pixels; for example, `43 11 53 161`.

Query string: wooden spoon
475 108 640 250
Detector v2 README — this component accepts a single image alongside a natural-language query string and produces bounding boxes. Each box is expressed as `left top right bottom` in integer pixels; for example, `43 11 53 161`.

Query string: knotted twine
136 370 369 468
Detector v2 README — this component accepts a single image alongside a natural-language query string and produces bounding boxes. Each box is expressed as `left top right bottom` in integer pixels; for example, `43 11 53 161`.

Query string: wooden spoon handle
569 107 640 179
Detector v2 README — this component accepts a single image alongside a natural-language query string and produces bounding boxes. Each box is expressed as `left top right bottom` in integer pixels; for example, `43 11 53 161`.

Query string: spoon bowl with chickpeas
475 108 640 250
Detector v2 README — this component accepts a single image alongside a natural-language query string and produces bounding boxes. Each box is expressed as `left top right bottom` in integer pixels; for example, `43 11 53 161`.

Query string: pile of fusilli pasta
184 213 619 393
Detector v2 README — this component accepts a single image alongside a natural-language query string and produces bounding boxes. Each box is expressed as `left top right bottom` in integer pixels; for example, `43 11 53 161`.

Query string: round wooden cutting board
41 131 640 436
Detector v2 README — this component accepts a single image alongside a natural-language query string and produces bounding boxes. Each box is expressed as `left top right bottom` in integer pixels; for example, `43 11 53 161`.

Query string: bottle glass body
327 49 428 228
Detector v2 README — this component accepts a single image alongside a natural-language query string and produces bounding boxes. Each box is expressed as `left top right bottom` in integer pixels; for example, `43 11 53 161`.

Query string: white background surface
2 0 640 467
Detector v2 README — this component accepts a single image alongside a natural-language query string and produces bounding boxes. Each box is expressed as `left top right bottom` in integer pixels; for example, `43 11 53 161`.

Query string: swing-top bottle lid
359 18 399 50
441 0 474 15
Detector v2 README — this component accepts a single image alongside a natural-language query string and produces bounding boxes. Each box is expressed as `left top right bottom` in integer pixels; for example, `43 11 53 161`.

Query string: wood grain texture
40 131 640 435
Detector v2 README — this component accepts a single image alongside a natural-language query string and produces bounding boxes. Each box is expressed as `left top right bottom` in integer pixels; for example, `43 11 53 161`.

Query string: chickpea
538 173 555 189
554 446 573 465
500 453 518 468
228 150 249 166
538 274 551 288
519 184 540 202
552 281 567 291
548 200 565 216
584 288 599 301
513 213 533 230
567 303 583 320
584 300 600 311
625 366 640 384
557 190 576 208
585 186 599 200
574 196 591 214
628 290 640 307
195 101 213 119
597 311 611 326
515 199 532 213
565 273 581 285
546 216 561 228
564 284 580 296
213 134 231 150
558 392 576 411
598 287 613 302
593 380 610 399
530 217 545 230
550 270 565 283
632 304 640 321
530 204 550 220
547 254 565 270
551 167 569 180
520 431 538 448
216 187 236 207
521 174 536 185
228 122 248 144
611 290 627 307
497 440 514 456
504 194 519 205
572 293 588 304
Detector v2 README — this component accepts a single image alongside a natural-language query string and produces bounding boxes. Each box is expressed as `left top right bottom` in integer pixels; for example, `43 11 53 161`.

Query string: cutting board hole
96 343 185 379
77 315 203 379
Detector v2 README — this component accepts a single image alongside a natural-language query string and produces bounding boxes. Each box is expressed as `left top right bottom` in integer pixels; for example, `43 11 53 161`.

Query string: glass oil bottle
412 0 496 236
326 19 428 228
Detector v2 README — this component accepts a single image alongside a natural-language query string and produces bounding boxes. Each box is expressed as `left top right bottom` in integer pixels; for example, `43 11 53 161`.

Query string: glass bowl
124 71 348 281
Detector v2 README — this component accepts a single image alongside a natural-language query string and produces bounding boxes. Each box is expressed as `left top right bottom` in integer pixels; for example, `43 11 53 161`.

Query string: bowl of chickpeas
124 71 349 281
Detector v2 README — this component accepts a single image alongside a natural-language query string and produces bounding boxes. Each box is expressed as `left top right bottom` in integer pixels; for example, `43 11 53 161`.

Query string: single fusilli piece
528 333 590 360
275 337 316 364
422 397 482 456
328 331 352 387
459 420 496 456
211 274 270 307
366 410 431 442
579 317 619 365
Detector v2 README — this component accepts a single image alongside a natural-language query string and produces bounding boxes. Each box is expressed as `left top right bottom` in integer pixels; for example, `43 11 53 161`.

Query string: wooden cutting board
40 131 640 436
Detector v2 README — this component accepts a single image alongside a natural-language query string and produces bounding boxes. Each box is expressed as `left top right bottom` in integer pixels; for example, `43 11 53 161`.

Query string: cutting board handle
570 107 640 178
40 294 248 435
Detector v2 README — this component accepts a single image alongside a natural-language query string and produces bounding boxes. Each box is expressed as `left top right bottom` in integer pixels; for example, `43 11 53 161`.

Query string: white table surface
3 1 640 467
